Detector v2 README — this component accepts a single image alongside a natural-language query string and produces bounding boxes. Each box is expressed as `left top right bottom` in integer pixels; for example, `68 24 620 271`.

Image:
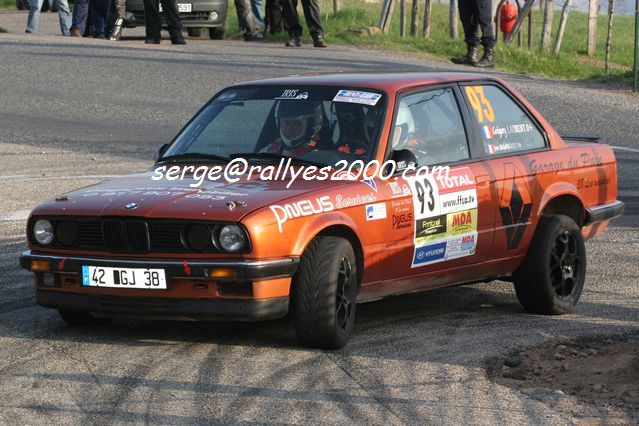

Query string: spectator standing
450 0 495 67
26 0 72 35
280 0 326 48
69 0 90 37
108 0 126 40
251 0 265 30
235 0 264 41
142 0 186 44
91 0 111 38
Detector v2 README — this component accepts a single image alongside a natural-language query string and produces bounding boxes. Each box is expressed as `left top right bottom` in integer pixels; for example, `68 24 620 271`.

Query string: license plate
82 266 167 290
158 3 191 12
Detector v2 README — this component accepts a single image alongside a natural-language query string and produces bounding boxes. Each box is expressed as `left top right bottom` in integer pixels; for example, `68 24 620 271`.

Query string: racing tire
292 236 358 349
59 310 113 326
208 25 226 40
513 215 586 315
187 27 202 37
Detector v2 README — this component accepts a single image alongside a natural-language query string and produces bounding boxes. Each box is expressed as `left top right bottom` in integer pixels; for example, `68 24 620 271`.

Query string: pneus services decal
408 167 478 267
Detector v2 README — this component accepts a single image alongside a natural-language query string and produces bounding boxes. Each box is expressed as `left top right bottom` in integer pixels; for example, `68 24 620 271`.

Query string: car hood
31 171 342 222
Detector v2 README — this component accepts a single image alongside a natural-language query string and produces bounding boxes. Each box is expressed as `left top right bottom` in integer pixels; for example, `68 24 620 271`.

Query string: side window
392 88 469 166
463 85 545 155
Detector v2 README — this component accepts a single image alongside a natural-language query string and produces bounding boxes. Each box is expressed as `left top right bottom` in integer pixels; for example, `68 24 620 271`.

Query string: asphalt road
1 11 638 424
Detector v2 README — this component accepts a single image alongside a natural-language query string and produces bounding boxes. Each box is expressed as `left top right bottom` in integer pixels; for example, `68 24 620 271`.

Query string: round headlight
33 220 54 245
209 11 219 20
218 225 245 252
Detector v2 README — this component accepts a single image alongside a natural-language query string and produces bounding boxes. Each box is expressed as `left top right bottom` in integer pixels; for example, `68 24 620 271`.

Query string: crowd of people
23 0 327 47
24 0 496 64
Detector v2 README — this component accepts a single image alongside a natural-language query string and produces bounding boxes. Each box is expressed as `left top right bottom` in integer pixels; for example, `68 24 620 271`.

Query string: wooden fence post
588 0 599 56
401 0 406 36
422 0 432 37
540 0 554 49
450 0 458 38
605 0 615 74
410 0 419 36
553 0 573 54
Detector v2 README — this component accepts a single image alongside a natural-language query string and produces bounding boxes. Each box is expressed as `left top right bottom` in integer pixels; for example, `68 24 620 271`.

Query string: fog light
209 11 218 20
209 268 237 278
31 260 49 271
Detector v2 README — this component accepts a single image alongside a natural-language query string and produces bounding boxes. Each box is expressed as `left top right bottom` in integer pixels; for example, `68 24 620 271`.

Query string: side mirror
390 149 418 173
154 143 169 161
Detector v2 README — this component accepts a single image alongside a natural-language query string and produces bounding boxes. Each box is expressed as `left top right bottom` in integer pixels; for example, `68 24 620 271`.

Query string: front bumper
20 251 298 281
20 251 298 321
36 290 289 321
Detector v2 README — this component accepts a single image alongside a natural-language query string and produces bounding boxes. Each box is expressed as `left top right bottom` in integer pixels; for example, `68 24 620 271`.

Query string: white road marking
0 210 31 222
611 146 639 153
0 175 30 180
0 174 119 183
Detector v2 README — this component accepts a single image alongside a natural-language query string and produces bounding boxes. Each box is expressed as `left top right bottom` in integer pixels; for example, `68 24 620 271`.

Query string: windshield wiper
157 152 229 164
230 152 324 167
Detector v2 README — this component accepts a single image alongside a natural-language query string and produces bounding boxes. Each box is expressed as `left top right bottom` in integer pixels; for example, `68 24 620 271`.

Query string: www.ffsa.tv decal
408 167 478 267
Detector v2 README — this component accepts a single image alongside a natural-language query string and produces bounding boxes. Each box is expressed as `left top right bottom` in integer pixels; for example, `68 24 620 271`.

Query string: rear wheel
514 215 586 314
59 310 113 326
187 27 202 37
208 25 226 40
292 236 358 349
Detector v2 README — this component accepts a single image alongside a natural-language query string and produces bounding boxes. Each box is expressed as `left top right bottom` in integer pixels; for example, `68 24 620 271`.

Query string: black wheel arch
540 194 585 227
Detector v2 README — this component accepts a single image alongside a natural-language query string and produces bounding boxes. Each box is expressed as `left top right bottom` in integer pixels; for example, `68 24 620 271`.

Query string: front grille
31 217 228 254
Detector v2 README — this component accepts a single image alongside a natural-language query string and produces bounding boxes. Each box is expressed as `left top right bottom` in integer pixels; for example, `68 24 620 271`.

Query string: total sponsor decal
408 167 479 267
408 167 477 221
366 203 387 221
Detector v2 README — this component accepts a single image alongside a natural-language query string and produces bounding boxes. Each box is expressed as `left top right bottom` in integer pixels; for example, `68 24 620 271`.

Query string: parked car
20 73 623 348
124 0 227 39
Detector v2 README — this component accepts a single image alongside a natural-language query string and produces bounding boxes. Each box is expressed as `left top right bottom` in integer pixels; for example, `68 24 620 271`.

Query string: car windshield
161 85 387 166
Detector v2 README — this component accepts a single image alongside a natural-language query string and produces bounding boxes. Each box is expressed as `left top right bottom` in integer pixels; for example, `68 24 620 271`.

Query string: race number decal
465 86 495 123
408 167 479 267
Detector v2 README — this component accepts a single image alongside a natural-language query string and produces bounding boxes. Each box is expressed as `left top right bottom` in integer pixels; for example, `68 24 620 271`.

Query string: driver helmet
275 100 323 147
391 103 415 149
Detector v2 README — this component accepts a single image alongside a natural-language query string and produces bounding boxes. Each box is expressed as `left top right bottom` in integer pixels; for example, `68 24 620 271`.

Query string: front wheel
187 27 202 37
208 25 226 40
292 236 359 349
514 215 586 315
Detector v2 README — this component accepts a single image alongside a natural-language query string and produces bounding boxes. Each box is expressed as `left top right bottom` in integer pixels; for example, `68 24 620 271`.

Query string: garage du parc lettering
408 167 478 267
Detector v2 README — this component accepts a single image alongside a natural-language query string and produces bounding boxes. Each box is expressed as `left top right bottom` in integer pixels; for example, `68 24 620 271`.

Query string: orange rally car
20 73 624 348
